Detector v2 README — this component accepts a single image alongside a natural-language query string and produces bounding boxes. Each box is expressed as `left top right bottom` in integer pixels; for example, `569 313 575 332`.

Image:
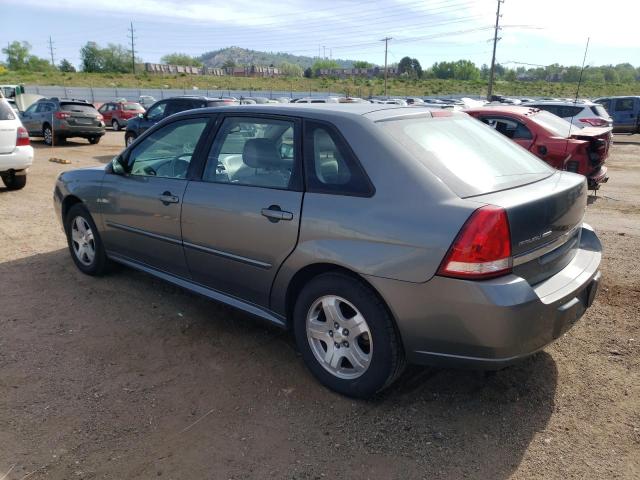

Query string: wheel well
61 195 83 223
284 263 397 331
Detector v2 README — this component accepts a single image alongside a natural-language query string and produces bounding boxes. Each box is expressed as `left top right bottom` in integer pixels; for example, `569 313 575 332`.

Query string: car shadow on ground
0 248 557 479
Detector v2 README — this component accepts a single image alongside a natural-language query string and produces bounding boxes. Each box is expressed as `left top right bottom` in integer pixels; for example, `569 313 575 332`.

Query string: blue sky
2 0 638 69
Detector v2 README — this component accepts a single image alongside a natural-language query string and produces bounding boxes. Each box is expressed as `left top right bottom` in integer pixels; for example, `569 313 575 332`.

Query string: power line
127 21 136 74
487 0 504 100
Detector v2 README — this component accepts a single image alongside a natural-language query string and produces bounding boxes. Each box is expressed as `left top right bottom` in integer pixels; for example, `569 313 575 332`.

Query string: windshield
531 110 573 137
61 103 99 114
123 103 144 111
379 114 553 197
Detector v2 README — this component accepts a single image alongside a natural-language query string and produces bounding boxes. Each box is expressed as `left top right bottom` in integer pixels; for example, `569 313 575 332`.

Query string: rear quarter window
0 100 16 121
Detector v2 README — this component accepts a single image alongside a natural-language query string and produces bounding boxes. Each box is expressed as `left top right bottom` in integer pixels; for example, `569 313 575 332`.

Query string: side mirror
111 155 127 175
138 113 145 119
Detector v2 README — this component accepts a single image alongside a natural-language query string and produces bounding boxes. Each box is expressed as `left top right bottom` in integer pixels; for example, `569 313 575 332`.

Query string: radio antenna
567 37 590 146
575 37 590 103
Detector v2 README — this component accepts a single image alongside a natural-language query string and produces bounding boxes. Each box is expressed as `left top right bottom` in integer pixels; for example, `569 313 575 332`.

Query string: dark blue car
594 96 640 134
124 96 238 146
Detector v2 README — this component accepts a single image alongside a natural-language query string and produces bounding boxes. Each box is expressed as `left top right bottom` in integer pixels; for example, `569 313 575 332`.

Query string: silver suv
522 100 612 128
53 104 602 397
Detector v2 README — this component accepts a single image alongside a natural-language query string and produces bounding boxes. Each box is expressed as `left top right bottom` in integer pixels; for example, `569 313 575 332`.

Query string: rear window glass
590 105 609 117
380 115 552 197
531 110 573 137
0 100 16 120
60 103 98 114
123 103 144 111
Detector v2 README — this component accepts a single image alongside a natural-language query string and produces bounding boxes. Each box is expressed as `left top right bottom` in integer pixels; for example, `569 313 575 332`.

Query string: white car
522 100 613 128
0 98 33 190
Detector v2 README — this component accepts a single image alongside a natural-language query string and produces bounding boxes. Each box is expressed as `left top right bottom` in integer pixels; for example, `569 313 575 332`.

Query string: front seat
232 138 290 188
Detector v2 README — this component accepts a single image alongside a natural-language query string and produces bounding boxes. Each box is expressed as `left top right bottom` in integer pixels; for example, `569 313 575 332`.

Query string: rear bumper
0 146 34 173
366 224 602 369
55 123 105 137
588 165 608 187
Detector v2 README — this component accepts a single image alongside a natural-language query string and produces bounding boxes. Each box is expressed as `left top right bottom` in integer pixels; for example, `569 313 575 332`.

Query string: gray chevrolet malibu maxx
54 104 602 398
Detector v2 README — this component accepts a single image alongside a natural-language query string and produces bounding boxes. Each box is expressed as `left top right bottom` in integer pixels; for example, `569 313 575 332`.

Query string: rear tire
293 272 405 398
88 137 101 145
64 204 109 276
43 124 53 145
1 173 26 190
112 120 120 131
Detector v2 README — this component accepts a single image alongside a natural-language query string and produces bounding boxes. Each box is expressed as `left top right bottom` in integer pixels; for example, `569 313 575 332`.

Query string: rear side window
0 100 16 120
303 121 373 196
380 115 552 197
590 105 609 117
557 106 582 118
60 103 98 114
614 98 634 111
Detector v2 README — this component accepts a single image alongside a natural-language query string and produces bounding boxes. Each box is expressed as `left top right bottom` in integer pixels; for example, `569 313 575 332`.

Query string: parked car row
53 102 603 397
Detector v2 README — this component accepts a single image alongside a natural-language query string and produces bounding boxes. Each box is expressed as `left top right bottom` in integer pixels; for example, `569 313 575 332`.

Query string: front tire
64 204 109 276
293 272 405 398
112 120 120 131
1 173 26 190
88 136 101 144
125 132 136 147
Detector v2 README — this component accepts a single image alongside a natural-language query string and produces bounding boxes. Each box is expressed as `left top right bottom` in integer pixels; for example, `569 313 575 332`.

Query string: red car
97 101 145 131
465 106 611 189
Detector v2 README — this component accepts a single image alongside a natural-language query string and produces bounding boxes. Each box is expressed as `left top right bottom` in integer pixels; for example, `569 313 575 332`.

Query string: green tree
311 59 340 76
279 61 303 77
58 59 76 72
80 42 104 72
432 61 455 79
452 60 480 81
353 60 373 69
161 53 203 67
2 41 30 70
1 41 52 72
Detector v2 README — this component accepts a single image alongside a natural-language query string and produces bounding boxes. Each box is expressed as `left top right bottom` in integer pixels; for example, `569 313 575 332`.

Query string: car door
99 115 211 277
181 115 303 307
610 97 637 132
98 103 112 124
139 100 169 134
20 103 39 133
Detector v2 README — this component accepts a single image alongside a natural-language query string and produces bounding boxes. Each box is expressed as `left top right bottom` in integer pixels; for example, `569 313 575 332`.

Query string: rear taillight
16 126 30 146
437 205 512 280
579 118 608 127
54 111 71 120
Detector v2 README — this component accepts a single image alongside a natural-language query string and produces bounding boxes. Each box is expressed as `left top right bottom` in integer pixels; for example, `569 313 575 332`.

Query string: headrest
243 138 281 168
313 130 336 153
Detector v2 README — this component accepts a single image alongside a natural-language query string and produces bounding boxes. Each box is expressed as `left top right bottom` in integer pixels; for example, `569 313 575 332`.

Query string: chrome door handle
159 191 179 204
261 206 293 222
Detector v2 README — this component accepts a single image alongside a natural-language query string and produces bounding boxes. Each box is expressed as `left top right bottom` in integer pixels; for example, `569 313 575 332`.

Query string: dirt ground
0 131 638 480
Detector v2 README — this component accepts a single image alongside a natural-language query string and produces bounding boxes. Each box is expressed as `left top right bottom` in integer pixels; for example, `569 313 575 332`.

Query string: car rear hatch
0 101 17 153
60 102 102 128
470 171 587 285
571 126 612 167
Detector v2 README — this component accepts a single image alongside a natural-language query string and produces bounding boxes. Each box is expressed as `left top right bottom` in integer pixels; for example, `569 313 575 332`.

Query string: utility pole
487 0 504 101
381 37 392 97
48 36 55 67
128 21 136 74
323 45 326 59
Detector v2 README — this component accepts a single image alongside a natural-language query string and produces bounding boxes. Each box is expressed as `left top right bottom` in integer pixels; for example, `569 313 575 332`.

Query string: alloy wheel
71 216 96 266
306 295 372 380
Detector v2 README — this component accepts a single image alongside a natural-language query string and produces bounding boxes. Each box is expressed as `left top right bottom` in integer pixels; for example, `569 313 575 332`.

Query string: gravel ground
0 131 638 480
